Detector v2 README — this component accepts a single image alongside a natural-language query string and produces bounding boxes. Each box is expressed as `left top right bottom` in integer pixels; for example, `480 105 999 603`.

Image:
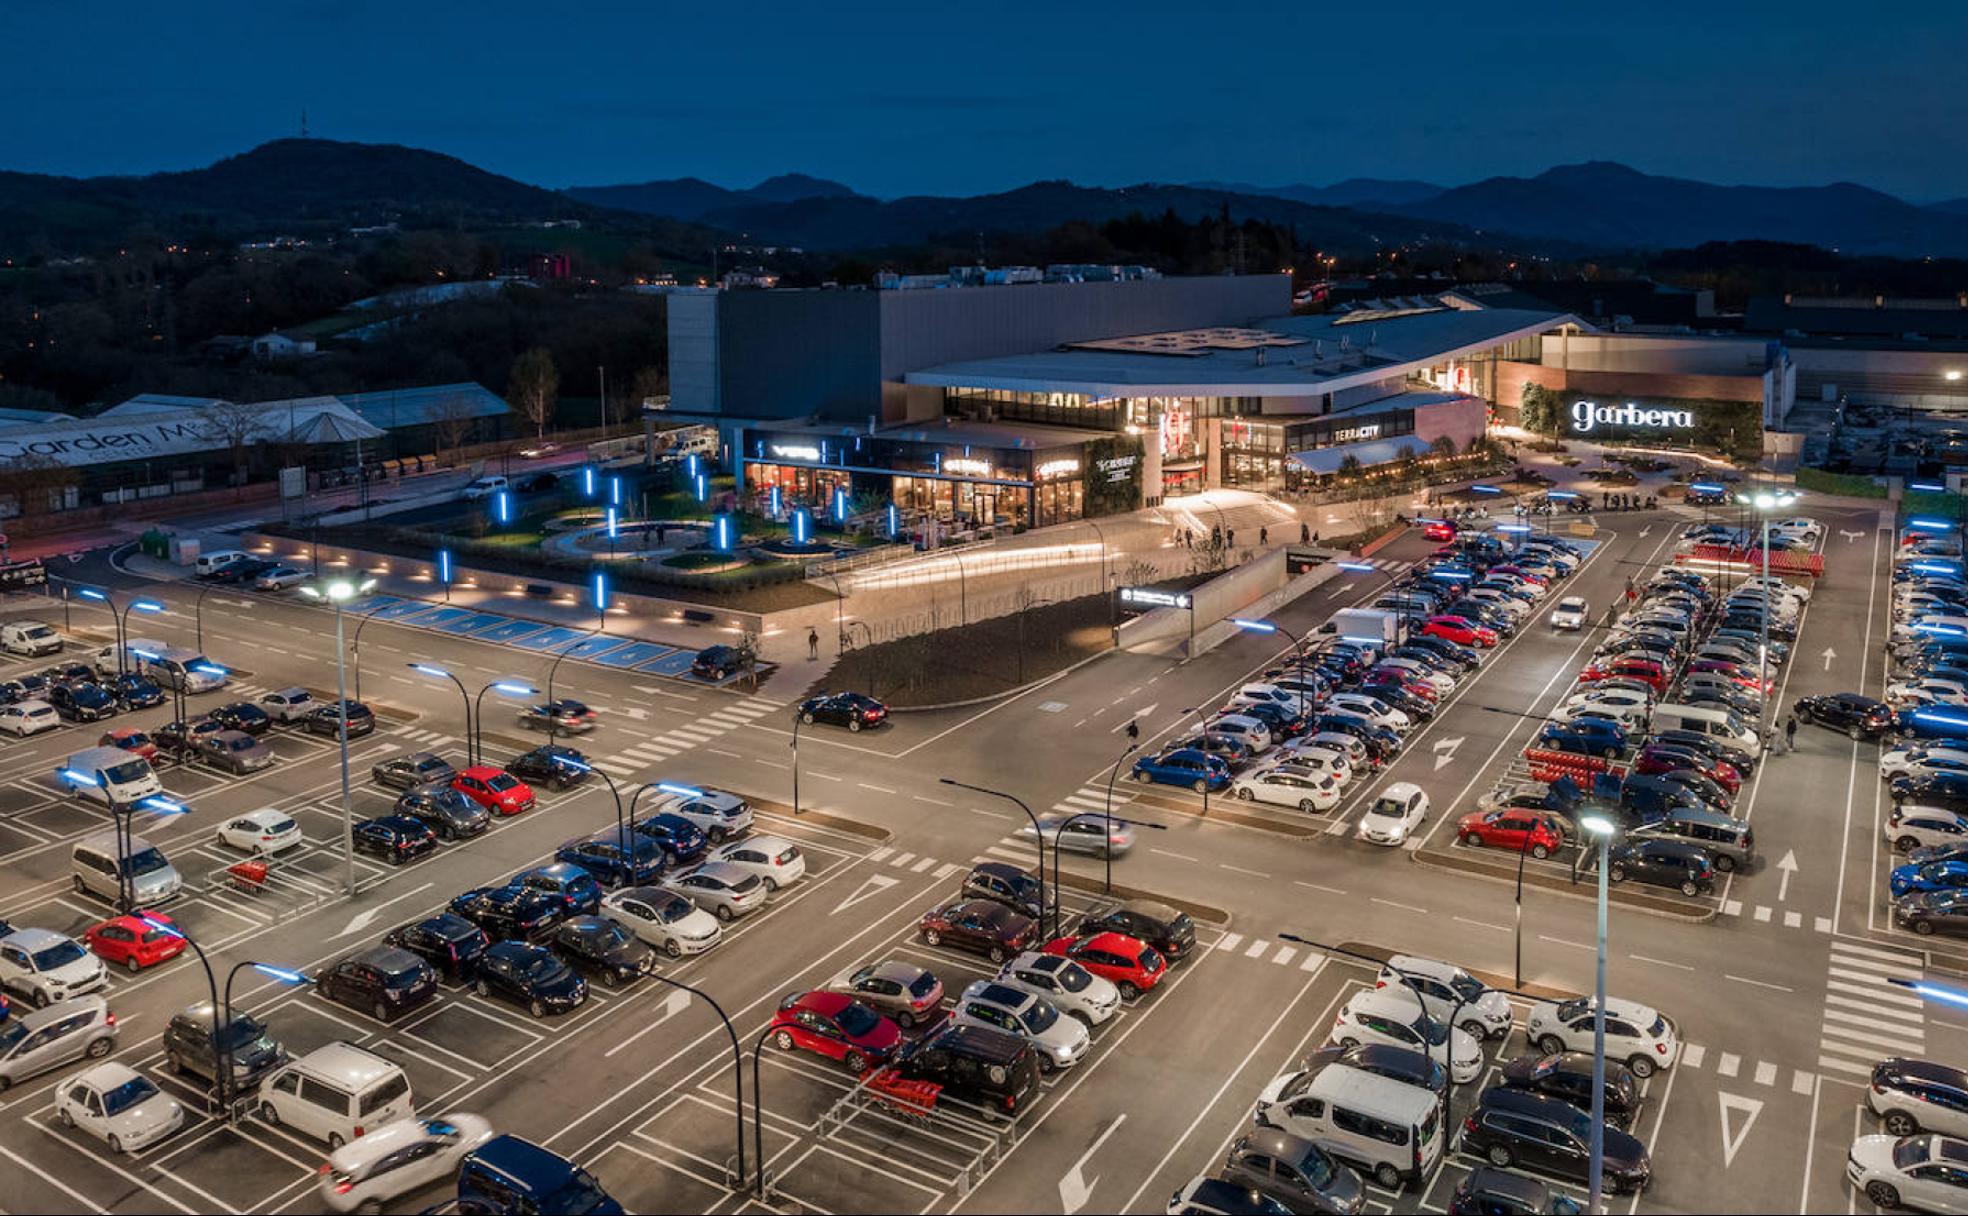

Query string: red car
1363 671 1438 702
83 912 187 973
99 727 158 762
1042 932 1167 999
1422 616 1498 648
1456 809 1564 858
919 900 1035 964
767 990 903 1073
1423 520 1458 543
1634 745 1742 793
451 766 536 816
1686 659 1769 692
1577 658 1668 694
1488 565 1549 586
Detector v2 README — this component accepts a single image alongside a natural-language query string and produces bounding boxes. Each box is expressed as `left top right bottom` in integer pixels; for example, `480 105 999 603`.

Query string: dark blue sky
8 1 1965 200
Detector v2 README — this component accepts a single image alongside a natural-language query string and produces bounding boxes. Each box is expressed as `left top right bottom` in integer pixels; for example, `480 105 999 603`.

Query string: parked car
556 831 666 888
598 887 722 958
652 787 753 843
48 681 116 724
1449 1167 1584 1215
316 946 439 1022
659 862 766 921
451 766 536 816
505 744 591 791
1042 931 1167 999
382 913 490 983
1457 808 1563 857
97 727 158 761
371 751 458 791
1895 889 1968 937
82 913 187 973
707 834 805 891
448 886 566 943
549 916 654 988
393 783 491 841
1888 806 1968 853
256 687 320 722
1329 987 1480 1084
161 1001 286 1088
1133 747 1232 792
824 959 945 1029
512 862 604 915
1075 899 1197 968
0 928 107 1008
214 808 303 854
919 899 1036 964
1458 1086 1650 1194
0 996 118 1087
1846 1133 1968 1213
207 702 274 736
471 941 587 1017
1869 1058 1968 1138
1592 839 1715 896
633 812 707 864
691 645 753 680
1500 1050 1643 1129
768 989 903 1073
303 700 375 738
106 673 164 710
961 862 1045 920
352 816 438 866
54 1062 184 1152
1526 996 1679 1078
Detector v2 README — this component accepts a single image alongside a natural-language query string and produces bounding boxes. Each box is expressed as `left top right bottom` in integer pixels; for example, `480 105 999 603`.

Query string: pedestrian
807 627 819 661
1301 521 1311 545
1211 524 1222 547
1259 526 1269 546
1226 527 1236 549
1311 530 1319 544
1784 713 1798 753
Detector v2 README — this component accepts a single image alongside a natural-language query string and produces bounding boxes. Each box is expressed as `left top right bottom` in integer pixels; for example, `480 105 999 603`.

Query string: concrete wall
667 292 722 415
1413 396 1488 450
1115 548 1288 653
1538 332 1772 376
1790 345 1968 409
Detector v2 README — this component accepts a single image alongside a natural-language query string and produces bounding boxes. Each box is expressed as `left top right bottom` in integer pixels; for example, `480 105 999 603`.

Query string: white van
460 475 508 501
258 1043 413 1149
0 619 64 657
1253 1063 1443 1190
63 746 162 807
95 638 164 677
71 831 182 906
141 646 227 693
1650 702 1761 752
194 550 250 577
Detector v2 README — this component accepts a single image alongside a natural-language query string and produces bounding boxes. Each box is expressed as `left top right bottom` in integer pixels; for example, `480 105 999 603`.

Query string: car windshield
520 954 569 983
384 966 425 990
100 1076 159 1115
590 922 633 948
907 970 939 998
1018 1001 1058 1034
1410 1013 1450 1046
1446 973 1486 1002
1367 798 1405 819
1053 962 1092 993
104 759 149 784
836 1001 882 1037
30 938 85 970
1293 1146 1335 1188
544 1169 608 1212
0 1021 25 1053
123 848 170 877
485 773 519 792
216 1014 269 1049
657 896 695 921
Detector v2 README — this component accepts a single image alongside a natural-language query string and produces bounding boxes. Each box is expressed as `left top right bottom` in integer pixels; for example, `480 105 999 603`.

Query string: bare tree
201 399 271 493
627 365 668 428
0 453 79 519
509 347 559 440
430 392 477 463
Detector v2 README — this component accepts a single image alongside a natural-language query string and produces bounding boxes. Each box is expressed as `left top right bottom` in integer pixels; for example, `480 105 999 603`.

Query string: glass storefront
1221 419 1285 490
890 474 1029 529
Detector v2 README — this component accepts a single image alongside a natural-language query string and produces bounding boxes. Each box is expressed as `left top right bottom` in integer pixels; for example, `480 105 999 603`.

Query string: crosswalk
395 725 463 749
1210 931 1328 972
1819 938 1929 1079
867 846 965 881
1718 900 1833 934
587 693 789 779
1678 1042 1821 1096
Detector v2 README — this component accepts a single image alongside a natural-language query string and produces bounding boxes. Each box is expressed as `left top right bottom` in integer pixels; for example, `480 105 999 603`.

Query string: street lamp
473 680 537 768
1044 810 1165 936
1579 811 1619 1216
59 771 184 910
74 589 165 676
409 662 471 761
939 778 1047 921
1734 487 1801 742
301 576 377 897
1103 735 1138 894
220 961 307 1121
559 757 627 843
1231 616 1308 702
1179 706 1217 818
138 916 223 1115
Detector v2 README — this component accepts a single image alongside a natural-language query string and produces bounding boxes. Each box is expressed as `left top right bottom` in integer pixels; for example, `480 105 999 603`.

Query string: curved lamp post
1579 811 1619 1216
1734 487 1800 742
220 961 308 1121
58 771 184 910
1043 810 1165 936
75 589 166 677
1103 738 1138 894
138 916 224 1116
300 576 376 897
939 778 1046 924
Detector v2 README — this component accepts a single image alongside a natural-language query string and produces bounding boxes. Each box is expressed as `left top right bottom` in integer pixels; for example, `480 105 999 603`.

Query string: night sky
7 1 1965 201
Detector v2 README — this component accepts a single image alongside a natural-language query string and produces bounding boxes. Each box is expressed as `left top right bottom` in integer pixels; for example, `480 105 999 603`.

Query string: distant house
251 332 318 360
526 253 572 282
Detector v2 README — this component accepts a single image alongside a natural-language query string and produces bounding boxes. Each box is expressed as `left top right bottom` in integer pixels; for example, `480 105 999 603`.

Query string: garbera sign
1570 400 1695 434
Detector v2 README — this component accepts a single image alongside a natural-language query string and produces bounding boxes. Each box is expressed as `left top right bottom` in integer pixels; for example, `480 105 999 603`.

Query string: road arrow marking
1718 1091 1763 1167
1339 582 1358 593
329 884 435 939
1823 647 1837 670
1776 850 1798 901
1638 526 1653 538
1840 528 1865 543
1059 1114 1127 1215
1115 704 1157 733
604 987 692 1058
831 872 900 917
1431 736 1466 772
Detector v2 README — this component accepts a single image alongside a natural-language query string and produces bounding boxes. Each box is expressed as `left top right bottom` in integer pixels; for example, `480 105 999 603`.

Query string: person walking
1259 525 1269 546
1300 521 1310 545
1784 712 1798 753
807 627 819 661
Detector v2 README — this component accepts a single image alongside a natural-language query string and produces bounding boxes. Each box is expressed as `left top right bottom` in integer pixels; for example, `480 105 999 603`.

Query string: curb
1409 841 1717 924
1051 869 1232 926
742 795 892 843
1335 940 1581 1001
880 648 1114 713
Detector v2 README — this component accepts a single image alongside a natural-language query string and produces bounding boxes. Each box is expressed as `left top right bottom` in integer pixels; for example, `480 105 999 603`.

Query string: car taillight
104 1012 115 1026
1462 1115 1480 1135
353 1125 364 1137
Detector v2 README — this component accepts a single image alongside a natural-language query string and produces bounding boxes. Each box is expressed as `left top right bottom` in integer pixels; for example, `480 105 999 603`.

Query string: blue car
511 862 603 916
1131 747 1231 793
556 831 666 887
1900 709 1968 742
633 812 707 863
1537 719 1628 759
1891 860 1968 898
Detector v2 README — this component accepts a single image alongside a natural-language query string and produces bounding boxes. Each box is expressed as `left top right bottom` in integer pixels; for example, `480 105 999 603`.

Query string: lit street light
301 576 377 897
59 769 184 910
1579 811 1619 1215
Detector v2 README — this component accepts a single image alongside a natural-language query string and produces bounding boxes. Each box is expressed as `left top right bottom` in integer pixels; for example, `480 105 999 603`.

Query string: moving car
1795 692 1896 740
768 990 903 1073
317 1113 496 1215
1869 1059 1968 1138
1357 782 1429 846
519 699 597 734
797 690 893 732
1846 1133 1968 1213
1549 596 1589 630
1016 814 1135 858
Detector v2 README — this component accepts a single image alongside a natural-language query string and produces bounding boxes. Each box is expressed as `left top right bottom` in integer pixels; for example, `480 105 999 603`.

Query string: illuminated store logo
1036 459 1080 479
770 444 821 461
1331 424 1382 444
944 457 994 478
1570 400 1695 434
1121 587 1191 609
1096 454 1138 484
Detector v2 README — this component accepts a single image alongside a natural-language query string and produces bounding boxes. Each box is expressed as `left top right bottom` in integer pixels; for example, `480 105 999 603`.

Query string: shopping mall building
665 271 1796 528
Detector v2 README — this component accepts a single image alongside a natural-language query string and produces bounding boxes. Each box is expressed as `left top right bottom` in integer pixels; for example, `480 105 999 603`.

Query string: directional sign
1840 529 1865 543
1059 1113 1127 1215
1339 582 1359 593
335 907 384 940
1719 1091 1763 1167
831 872 900 917
618 707 650 721
1776 850 1798 901
1432 736 1466 772
1822 647 1837 670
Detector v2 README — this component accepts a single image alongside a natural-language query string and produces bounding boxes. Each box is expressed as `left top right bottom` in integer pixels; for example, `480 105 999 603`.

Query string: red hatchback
1042 932 1167 999
83 912 188 973
1577 658 1668 694
768 990 903 1073
1423 520 1458 543
1456 809 1564 858
451 766 536 816
99 727 158 762
1422 616 1498 648
1634 745 1742 793
1687 659 1769 692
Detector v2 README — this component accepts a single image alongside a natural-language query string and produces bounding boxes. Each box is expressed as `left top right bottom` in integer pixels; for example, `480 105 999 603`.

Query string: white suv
1869 1059 1968 1139
1377 955 1513 1040
1526 996 1679 1078
1329 988 1479 1084
1847 1133 1968 1213
256 688 320 723
0 928 108 1007
995 952 1120 1025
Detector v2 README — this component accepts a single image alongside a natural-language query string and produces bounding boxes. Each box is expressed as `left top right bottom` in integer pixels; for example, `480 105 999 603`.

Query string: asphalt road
0 499 1934 1215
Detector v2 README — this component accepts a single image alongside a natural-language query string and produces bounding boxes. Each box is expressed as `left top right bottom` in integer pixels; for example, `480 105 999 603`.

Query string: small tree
430 392 478 462
509 347 559 440
1429 434 1458 460
202 399 271 493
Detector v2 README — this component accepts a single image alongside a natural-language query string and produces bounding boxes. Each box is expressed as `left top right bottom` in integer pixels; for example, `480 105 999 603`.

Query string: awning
1287 436 1423 475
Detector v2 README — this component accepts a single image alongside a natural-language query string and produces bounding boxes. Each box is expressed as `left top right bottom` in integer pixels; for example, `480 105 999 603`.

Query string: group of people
1600 492 1659 510
1172 520 1318 550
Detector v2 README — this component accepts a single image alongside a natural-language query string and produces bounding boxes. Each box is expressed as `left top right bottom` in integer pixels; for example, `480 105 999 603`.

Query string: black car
372 751 459 791
1399 637 1481 672
48 681 116 723
473 941 588 1017
550 916 654 988
162 1003 288 1088
1076 899 1196 967
450 886 567 942
303 700 376 737
1794 692 1896 740
633 813 706 864
515 472 560 493
1449 1167 1582 1215
393 782 491 841
1169 1178 1294 1215
1599 839 1715 896
505 744 592 792
556 831 666 888
207 701 273 736
1650 767 1732 810
960 862 1045 920
40 662 94 685
1355 679 1434 722
317 946 438 1021
384 913 490 982
1893 772 1968 814
1500 1051 1643 1129
691 645 752 680
352 815 438 865
1220 1126 1364 1212
1895 888 1968 937
107 673 165 709
1311 713 1399 761
1302 1041 1449 1095
1460 1087 1650 1194
1650 728 1757 774
1237 701 1306 740
881 1023 1040 1119
797 691 888 731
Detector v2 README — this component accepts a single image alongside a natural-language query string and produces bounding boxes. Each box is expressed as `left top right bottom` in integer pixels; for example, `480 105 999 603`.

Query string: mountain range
8 139 1968 261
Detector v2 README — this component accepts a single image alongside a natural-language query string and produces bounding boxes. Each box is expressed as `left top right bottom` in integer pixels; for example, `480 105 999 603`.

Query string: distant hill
566 173 865 221
1386 161 1968 257
1191 177 1446 209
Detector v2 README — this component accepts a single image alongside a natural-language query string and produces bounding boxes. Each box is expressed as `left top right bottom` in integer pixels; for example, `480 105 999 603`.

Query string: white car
1560 689 1653 724
55 1062 184 1152
1356 782 1428 846
1888 808 1968 854
1232 766 1340 812
1892 680 1968 709
0 700 59 736
1847 1133 1968 1213
319 1113 496 1213
1549 596 1589 630
649 788 753 843
707 834 805 891
1526 996 1679 1078
1329 987 1480 1084
1372 658 1455 695
1463 589 1531 620
1378 955 1513 1039
1327 694 1410 732
599 885 722 956
256 687 320 723
1883 746 1968 783
1301 731 1369 768
995 951 1121 1025
254 566 313 592
0 928 108 1007
215 808 304 854
1268 742 1351 786
460 475 508 501
951 980 1090 1073
1769 517 1825 543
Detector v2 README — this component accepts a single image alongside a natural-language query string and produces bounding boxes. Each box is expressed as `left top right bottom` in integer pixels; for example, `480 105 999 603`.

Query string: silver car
653 788 754 843
1016 814 1135 858
952 980 1090 1073
0 996 117 1087
659 862 766 921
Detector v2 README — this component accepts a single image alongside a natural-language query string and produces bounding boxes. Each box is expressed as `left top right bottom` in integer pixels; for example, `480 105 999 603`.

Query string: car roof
1882 1058 1968 1087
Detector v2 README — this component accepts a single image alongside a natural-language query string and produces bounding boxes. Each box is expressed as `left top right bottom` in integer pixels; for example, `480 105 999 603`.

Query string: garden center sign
1569 399 1696 435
